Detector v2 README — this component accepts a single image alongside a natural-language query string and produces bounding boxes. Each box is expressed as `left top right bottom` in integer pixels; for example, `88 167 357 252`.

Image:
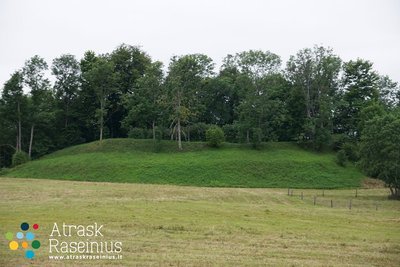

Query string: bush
336 149 347 167
342 142 359 162
331 134 350 151
188 123 210 141
12 151 30 167
128 127 146 139
222 124 240 143
206 126 225 147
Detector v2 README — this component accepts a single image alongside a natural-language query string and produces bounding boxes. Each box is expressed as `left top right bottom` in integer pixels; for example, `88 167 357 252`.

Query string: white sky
0 0 399 87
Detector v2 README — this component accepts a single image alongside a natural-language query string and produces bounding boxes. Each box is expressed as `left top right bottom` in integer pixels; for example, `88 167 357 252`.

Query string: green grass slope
2 139 365 188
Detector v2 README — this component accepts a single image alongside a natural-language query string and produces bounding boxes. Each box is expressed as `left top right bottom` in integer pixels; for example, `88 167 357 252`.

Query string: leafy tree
108 44 151 138
359 113 400 199
122 61 165 140
378 75 399 108
22 55 55 158
337 59 379 139
0 72 25 152
84 56 116 142
52 54 82 146
78 51 99 142
224 50 283 143
286 46 341 150
166 54 214 149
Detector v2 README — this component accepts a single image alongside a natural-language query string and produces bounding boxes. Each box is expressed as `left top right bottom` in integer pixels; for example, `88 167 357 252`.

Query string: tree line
1 44 399 191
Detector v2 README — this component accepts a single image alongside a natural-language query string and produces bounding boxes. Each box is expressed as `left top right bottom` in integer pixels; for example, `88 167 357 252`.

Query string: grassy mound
2 139 365 188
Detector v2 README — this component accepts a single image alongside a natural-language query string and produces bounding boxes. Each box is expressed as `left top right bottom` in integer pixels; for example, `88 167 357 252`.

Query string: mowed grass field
1 178 399 266
3 139 364 188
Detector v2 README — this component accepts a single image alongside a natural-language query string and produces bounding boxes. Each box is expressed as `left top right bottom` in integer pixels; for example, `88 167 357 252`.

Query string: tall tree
122 61 165 140
378 75 399 108
227 50 282 143
108 44 151 138
52 54 83 147
286 46 341 149
0 71 25 152
359 113 400 199
337 59 379 139
166 54 214 149
52 54 81 127
22 55 54 158
78 51 99 142
84 56 116 142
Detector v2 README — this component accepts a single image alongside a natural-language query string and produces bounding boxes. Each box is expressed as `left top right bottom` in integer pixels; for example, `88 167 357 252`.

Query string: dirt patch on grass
362 178 385 188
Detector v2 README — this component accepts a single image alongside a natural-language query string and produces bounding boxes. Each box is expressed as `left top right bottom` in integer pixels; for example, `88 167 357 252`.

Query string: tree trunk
246 130 250 143
17 102 22 152
177 117 182 150
389 186 399 199
152 121 156 141
29 124 34 158
65 101 69 128
99 99 104 142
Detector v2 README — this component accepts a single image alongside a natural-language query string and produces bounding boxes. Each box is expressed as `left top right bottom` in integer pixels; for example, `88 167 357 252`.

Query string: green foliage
222 124 241 143
331 134 350 151
187 123 210 141
337 59 380 138
1 44 399 169
12 151 30 167
336 149 347 167
342 142 359 162
128 128 146 139
250 127 262 149
206 126 225 147
359 114 400 198
3 140 364 189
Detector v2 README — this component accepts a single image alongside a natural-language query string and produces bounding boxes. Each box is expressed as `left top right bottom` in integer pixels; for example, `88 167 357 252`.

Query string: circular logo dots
25 250 35 259
22 241 29 249
16 232 24 239
21 222 29 231
32 240 41 249
5 232 13 240
9 241 19 250
26 232 34 240
33 224 39 230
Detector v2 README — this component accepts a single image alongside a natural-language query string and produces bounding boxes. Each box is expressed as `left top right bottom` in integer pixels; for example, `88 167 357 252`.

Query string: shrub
331 134 350 151
12 151 30 167
222 124 240 143
342 142 359 162
128 127 146 139
336 149 347 167
188 123 210 141
206 126 225 147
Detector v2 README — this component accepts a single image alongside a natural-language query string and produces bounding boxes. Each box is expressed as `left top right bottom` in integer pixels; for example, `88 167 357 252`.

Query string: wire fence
286 188 382 210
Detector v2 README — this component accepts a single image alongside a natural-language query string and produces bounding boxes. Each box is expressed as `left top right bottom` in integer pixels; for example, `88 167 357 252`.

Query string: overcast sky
0 0 399 87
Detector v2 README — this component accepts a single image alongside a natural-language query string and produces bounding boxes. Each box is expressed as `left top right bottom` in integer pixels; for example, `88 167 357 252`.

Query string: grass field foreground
0 178 399 266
